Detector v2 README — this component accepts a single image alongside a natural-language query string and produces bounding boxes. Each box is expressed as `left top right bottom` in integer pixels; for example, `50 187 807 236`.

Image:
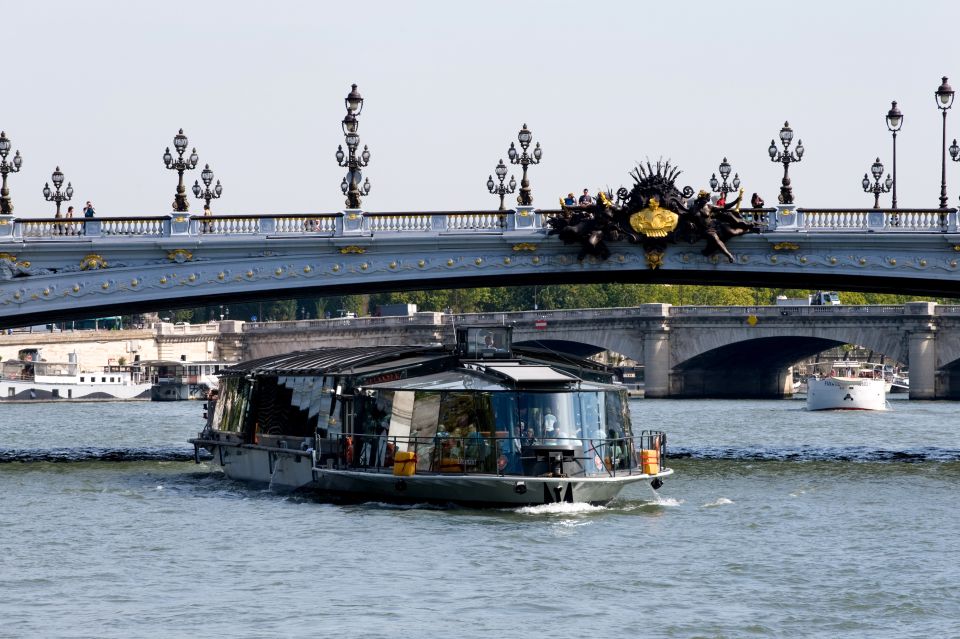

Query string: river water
1 398 958 638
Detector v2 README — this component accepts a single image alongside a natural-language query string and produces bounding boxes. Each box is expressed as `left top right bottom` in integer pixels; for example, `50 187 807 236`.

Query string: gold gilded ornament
645 250 664 270
629 197 679 238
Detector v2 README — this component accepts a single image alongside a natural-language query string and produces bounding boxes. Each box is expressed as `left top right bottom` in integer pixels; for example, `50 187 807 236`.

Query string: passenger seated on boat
608 429 627 469
522 427 537 447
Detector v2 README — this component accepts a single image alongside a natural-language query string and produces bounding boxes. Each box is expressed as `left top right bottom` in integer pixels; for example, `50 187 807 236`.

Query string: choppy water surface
1 398 958 637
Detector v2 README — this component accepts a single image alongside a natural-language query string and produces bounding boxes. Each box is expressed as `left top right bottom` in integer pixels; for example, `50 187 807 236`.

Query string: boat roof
362 363 616 392
219 345 450 377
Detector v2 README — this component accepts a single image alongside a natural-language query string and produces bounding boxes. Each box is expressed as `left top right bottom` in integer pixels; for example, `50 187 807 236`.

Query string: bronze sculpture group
548 160 763 267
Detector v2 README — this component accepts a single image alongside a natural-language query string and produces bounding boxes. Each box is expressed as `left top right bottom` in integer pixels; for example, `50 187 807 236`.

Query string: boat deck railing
324 430 666 478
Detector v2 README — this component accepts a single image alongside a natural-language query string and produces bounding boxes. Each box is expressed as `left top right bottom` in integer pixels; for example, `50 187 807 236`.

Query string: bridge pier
643 329 671 399
906 303 937 400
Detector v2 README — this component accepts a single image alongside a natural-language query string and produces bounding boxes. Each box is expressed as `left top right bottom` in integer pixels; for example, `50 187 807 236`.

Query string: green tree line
157 285 952 323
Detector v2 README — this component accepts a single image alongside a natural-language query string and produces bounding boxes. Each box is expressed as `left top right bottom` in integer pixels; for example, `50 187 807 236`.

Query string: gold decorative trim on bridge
339 246 366 254
512 243 538 252
79 254 108 270
645 250 664 270
772 242 800 251
174 216 188 223
629 198 679 238
167 249 194 263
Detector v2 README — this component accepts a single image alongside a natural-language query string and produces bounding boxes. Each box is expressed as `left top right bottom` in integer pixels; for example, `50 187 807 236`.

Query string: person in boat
464 422 489 471
543 407 558 437
608 428 626 469
522 426 537 447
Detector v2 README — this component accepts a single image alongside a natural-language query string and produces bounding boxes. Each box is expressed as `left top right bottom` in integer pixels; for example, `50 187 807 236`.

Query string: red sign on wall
534 319 547 330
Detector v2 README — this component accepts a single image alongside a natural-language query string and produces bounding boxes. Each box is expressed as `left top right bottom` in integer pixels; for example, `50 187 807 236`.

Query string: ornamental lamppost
862 157 892 209
163 128 199 212
936 77 955 209
336 83 371 209
0 131 23 215
508 123 542 206
192 164 223 211
709 157 741 203
768 121 804 204
885 101 903 209
42 166 74 215
486 159 516 211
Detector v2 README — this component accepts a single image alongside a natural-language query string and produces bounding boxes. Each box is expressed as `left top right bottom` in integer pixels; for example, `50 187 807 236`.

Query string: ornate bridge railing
1 206 958 241
789 208 954 232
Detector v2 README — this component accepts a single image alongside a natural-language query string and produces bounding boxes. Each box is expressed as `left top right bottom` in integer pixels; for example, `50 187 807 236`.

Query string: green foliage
156 285 960 323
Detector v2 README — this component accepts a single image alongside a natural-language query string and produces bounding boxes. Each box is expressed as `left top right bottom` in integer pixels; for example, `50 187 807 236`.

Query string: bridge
230 302 958 401
2 204 960 327
7 302 958 399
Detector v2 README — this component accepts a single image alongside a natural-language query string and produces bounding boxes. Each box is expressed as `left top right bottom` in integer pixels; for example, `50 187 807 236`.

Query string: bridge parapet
782 207 955 232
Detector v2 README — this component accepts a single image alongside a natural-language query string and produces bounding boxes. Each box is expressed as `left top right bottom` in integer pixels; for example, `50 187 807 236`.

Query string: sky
4 0 960 217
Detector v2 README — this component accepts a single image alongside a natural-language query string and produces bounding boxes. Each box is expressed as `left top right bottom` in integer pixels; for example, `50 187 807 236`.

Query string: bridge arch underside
935 358 960 400
671 336 845 399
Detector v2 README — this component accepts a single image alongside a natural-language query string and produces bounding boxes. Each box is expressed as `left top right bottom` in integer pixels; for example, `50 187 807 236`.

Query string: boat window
458 327 511 358
80 376 84 382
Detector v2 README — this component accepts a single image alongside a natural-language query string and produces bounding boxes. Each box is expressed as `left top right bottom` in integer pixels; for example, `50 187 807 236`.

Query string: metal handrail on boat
321 431 667 478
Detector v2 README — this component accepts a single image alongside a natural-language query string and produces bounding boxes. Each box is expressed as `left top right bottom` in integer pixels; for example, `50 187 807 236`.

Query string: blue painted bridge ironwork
1 204 959 326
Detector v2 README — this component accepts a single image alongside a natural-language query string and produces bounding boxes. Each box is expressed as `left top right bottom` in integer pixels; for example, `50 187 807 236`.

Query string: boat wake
670 445 960 462
513 502 607 516
0 447 212 464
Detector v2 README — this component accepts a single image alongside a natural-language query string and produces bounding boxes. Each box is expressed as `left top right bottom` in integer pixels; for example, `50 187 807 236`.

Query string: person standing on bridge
83 201 96 218
578 189 594 206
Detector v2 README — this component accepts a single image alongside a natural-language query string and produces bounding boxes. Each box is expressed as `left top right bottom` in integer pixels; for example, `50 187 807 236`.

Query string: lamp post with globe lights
709 157 741 203
192 164 223 211
861 157 892 209
936 77 955 210
486 159 516 211
42 166 74 216
163 129 199 212
0 131 23 215
336 84 371 209
508 123 542 206
885 101 903 209
768 122 804 204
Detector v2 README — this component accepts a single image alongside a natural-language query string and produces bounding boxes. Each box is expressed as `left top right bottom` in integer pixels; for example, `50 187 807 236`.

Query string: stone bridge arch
667 324 909 399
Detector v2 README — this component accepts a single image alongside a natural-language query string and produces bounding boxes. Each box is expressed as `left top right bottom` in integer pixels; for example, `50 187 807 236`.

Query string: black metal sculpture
547 160 761 267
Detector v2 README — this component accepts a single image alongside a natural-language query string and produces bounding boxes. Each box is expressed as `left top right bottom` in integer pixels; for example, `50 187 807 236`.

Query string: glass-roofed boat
190 326 671 507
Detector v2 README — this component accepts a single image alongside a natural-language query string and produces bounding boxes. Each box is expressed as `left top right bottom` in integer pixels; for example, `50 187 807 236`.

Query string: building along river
1 398 958 637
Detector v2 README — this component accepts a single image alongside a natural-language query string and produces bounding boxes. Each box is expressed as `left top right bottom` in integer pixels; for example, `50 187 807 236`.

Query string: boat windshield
351 388 642 477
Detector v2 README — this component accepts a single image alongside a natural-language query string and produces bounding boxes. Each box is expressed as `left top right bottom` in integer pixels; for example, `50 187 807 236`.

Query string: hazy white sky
4 0 960 217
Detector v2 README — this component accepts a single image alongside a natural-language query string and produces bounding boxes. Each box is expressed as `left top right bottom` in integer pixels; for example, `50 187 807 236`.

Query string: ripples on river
1 398 958 637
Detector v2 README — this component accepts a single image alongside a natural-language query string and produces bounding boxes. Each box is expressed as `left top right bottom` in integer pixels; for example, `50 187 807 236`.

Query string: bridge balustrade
101 217 168 237
791 209 952 232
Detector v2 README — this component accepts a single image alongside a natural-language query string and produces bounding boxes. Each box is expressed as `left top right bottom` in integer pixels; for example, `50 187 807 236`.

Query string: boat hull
207 444 669 506
0 379 152 401
807 377 887 411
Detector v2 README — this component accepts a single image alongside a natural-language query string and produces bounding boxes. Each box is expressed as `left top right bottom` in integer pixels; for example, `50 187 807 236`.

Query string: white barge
0 348 151 401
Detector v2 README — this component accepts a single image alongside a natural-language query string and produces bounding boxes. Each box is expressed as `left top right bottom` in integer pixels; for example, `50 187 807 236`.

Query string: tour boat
0 348 152 401
806 361 888 411
190 326 671 506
